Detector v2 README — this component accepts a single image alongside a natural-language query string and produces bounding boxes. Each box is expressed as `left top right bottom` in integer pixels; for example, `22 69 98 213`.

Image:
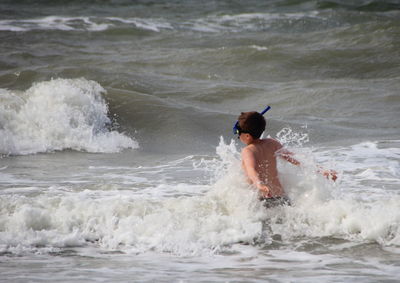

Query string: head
236 111 266 143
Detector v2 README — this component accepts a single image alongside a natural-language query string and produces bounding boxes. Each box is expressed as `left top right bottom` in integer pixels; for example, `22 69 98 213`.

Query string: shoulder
241 145 257 165
241 144 259 160
241 144 255 155
262 138 283 150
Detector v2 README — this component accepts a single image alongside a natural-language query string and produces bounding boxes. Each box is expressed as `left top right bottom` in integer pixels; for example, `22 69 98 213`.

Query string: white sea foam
0 23 27 32
250 45 268 51
0 16 171 33
0 139 261 255
0 78 137 155
0 138 399 256
106 17 173 32
276 139 400 246
0 16 109 32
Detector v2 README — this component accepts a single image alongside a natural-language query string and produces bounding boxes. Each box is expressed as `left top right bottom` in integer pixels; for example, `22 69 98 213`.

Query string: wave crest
0 78 138 155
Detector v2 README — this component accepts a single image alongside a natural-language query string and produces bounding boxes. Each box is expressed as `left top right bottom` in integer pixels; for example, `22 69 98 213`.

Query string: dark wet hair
238 111 266 139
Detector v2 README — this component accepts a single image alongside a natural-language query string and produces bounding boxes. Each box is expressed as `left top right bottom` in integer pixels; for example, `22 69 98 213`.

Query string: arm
241 148 271 197
318 166 338 181
275 141 300 166
279 148 300 166
276 141 337 181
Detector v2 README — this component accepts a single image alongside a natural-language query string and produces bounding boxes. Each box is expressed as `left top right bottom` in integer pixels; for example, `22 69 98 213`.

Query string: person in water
236 111 336 207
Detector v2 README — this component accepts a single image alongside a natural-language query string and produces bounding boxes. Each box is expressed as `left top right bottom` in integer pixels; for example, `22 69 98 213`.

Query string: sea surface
1 0 400 282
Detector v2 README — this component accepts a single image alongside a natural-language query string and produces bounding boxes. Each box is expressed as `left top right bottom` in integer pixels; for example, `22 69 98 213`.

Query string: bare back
242 138 285 197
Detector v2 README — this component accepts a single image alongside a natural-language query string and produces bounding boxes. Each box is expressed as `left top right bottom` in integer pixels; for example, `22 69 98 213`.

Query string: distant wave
0 16 173 33
1 9 397 34
317 0 400 11
0 12 334 33
0 78 138 155
0 16 109 32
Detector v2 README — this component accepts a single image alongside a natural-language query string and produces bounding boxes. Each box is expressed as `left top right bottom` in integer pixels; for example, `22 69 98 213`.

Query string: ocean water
1 0 400 282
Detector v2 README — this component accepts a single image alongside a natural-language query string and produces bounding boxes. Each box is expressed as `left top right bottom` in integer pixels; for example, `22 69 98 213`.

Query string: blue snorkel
233 106 271 135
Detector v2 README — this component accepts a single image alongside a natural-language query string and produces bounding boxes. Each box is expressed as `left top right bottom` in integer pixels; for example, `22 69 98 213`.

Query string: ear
244 133 253 142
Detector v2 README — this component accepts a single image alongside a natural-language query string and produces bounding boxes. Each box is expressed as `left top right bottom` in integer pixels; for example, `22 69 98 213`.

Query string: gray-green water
1 1 399 282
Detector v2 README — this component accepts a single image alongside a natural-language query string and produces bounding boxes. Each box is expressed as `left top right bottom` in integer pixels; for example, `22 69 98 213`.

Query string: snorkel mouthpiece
232 105 271 135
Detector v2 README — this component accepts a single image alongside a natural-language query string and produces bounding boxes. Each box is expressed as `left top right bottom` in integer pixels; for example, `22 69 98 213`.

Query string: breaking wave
0 78 137 155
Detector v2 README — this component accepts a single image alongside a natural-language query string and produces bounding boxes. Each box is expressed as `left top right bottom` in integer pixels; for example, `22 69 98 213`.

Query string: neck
247 137 260 145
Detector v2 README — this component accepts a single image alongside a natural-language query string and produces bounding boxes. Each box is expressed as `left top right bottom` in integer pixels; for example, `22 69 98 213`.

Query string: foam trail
0 78 137 155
